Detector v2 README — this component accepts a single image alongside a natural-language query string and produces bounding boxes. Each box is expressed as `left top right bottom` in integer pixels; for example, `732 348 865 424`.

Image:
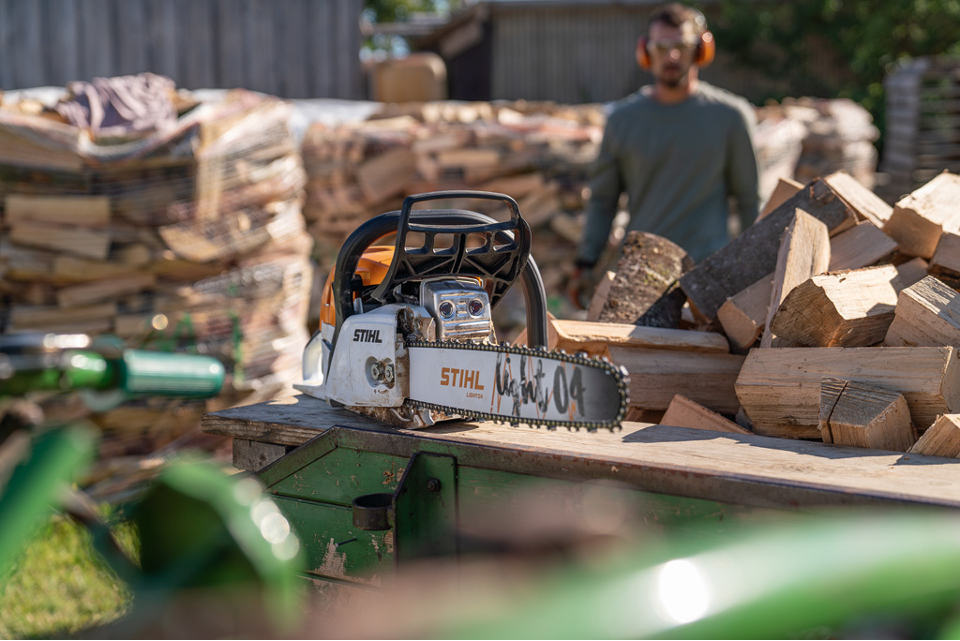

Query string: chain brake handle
369 190 531 307
331 191 547 354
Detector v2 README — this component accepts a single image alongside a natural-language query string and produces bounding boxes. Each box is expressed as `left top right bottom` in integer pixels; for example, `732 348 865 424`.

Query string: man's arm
577 122 624 267
726 106 761 232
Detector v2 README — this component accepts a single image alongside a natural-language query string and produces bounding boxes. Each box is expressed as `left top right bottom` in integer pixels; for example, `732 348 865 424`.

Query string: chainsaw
295 191 628 430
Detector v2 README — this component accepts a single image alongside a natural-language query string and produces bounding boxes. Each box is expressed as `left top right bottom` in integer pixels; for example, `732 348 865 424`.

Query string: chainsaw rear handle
331 196 548 353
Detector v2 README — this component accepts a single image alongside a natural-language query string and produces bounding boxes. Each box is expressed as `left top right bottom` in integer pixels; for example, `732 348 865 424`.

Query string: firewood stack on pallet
557 169 960 459
300 98 880 326
0 82 312 480
300 100 605 321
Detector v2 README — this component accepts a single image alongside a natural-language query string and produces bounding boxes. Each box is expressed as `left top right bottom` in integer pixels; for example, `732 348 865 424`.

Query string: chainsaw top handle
331 190 548 351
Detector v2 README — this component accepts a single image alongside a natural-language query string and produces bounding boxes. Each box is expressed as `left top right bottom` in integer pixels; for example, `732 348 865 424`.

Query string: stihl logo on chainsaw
353 329 383 343
440 367 485 390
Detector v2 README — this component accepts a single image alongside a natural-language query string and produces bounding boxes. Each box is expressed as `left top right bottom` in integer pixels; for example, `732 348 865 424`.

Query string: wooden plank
736 346 960 438
9 223 112 260
661 394 752 435
308 0 334 97
182 0 215 89
217 0 246 89
10 302 117 328
883 172 960 259
885 275 960 348
770 261 926 348
202 394 960 510
758 176 802 219
760 209 831 348
828 221 898 271
819 378 916 451
607 346 745 414
56 273 156 307
45 0 79 85
549 319 730 357
679 176 854 321
5 195 111 226
909 414 960 458
115 0 148 75
823 171 893 227
146 0 179 81
717 273 773 351
80 0 113 78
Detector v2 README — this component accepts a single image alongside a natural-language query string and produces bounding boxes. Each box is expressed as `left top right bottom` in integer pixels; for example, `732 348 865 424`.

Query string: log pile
0 84 312 466
299 97 880 327
565 169 960 459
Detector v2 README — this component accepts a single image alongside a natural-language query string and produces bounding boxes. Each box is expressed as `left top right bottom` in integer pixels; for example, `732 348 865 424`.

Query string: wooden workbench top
203 394 960 511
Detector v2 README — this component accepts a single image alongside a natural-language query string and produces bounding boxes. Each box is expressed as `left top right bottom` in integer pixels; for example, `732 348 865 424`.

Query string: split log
548 318 729 357
930 231 960 279
607 346 745 414
759 209 831 348
355 147 417 205
56 273 156 307
736 346 960 438
909 414 960 458
885 275 960 348
9 222 112 260
759 176 803 219
822 171 893 228
679 175 854 321
828 221 898 271
5 194 111 226
661 394 752 434
769 260 927 347
883 172 960 259
717 274 773 350
819 378 916 451
596 231 693 328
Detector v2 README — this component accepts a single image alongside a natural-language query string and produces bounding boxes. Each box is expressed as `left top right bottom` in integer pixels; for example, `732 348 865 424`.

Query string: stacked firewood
300 98 879 328
561 169 960 459
0 86 312 469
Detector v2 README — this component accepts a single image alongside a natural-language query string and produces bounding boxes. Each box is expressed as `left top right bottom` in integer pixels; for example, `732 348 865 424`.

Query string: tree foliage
711 0 960 143
363 0 466 56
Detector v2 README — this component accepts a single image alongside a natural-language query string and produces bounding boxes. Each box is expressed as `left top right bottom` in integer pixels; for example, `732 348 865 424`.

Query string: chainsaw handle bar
332 200 548 352
369 191 532 308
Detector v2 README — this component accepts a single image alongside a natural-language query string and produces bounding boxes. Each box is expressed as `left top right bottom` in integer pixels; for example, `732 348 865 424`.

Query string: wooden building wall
0 0 364 99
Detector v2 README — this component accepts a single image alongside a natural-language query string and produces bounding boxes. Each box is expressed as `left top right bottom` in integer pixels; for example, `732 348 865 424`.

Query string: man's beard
657 64 688 88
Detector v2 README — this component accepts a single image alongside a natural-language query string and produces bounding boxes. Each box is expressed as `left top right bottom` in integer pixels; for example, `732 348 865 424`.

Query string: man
571 3 760 306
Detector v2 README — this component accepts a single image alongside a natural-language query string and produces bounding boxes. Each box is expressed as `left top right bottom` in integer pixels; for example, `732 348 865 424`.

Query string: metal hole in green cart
351 493 393 531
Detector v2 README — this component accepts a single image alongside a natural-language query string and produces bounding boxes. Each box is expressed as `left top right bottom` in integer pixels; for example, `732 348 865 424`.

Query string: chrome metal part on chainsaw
403 338 629 431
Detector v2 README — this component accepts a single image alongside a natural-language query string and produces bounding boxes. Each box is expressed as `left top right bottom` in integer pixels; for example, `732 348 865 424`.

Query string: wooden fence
0 0 364 99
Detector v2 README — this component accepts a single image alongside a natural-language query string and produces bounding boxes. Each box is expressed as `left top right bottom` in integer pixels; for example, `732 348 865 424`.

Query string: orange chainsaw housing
318 246 395 329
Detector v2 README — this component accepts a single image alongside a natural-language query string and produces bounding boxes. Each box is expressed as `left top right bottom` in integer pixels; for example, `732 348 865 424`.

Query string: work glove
567 260 596 311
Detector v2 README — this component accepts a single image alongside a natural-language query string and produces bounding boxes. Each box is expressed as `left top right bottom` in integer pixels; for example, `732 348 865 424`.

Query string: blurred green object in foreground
440 509 960 639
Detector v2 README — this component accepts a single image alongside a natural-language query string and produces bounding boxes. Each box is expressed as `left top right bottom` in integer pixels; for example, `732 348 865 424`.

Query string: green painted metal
269 447 407 506
276 496 394 584
261 434 799 591
393 452 458 562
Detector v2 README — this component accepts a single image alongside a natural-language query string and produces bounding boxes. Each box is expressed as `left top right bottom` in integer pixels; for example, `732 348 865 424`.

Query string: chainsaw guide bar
404 339 629 431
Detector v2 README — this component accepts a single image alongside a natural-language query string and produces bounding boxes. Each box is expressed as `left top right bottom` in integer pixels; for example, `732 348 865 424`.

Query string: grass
0 512 136 639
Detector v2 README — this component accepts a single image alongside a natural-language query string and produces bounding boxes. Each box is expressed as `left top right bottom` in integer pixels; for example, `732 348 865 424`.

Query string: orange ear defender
637 30 715 69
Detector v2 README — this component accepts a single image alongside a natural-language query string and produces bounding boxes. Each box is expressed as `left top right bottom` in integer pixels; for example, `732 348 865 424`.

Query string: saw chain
403 338 629 431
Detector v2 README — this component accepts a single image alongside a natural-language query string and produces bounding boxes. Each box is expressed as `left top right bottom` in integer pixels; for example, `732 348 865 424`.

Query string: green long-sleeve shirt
578 81 760 265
